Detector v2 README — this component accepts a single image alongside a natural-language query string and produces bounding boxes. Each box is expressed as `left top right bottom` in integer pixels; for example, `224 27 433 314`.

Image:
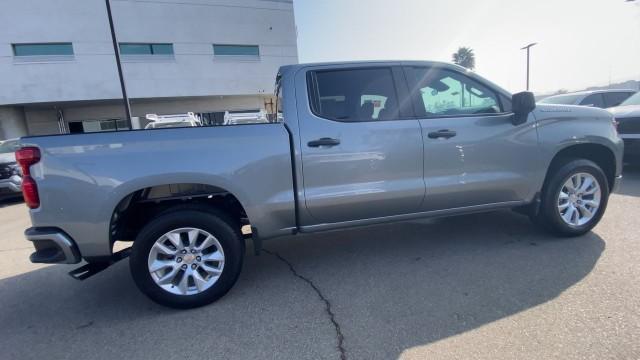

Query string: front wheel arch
543 144 616 193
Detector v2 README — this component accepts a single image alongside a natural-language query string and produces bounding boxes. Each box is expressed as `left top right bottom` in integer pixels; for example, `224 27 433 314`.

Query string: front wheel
533 159 609 237
129 208 244 308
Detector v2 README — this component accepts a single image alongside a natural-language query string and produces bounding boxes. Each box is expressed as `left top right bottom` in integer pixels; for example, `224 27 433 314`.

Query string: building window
119 43 174 55
12 43 74 56
213 44 260 58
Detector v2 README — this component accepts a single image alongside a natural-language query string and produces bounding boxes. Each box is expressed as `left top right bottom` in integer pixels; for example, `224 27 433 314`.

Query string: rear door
403 66 540 211
296 65 425 224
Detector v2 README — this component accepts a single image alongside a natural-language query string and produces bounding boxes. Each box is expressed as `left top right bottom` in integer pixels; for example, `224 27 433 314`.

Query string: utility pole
521 43 537 91
105 0 132 127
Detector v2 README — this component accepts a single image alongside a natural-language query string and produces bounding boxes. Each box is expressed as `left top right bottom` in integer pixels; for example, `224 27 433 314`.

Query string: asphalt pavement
1 168 639 360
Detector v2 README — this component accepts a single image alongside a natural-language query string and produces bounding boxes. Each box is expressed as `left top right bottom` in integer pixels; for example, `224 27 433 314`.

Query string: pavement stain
263 249 347 360
75 321 94 330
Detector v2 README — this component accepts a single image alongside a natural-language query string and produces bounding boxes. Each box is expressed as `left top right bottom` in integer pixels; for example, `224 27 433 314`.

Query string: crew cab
17 61 624 308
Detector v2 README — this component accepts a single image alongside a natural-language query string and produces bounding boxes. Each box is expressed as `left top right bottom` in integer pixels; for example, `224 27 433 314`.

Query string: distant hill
536 80 639 100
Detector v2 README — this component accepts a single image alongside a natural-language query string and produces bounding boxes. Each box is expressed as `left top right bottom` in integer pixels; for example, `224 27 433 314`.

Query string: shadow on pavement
0 210 604 360
0 196 23 208
618 165 640 197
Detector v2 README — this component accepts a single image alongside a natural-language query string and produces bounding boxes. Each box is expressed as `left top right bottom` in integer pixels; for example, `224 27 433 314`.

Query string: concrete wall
23 94 270 135
0 107 29 139
0 0 297 105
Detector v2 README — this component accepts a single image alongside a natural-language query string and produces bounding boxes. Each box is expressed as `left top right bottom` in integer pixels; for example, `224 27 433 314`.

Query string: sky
293 0 640 94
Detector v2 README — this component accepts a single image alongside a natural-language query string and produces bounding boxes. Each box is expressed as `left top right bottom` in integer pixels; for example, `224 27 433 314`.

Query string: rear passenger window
580 94 605 108
309 68 400 122
404 67 501 117
604 92 634 108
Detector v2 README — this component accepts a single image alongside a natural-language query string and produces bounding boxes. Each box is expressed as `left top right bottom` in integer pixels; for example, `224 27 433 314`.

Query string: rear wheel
533 159 609 237
130 208 244 308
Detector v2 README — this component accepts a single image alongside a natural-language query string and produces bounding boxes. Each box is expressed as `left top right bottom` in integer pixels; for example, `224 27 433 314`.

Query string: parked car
223 109 269 125
608 91 640 162
18 61 623 308
144 113 203 129
539 89 636 108
0 139 22 199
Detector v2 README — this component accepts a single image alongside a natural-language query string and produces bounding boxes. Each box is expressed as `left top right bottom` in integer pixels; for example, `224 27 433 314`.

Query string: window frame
12 43 74 57
119 43 174 56
306 66 413 123
12 43 75 63
403 66 509 120
213 44 260 59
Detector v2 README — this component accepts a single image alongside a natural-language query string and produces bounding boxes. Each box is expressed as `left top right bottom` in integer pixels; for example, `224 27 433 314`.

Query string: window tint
604 92 635 108
405 67 501 117
213 45 260 57
119 43 174 55
13 43 73 56
310 68 400 122
500 94 512 113
579 93 605 108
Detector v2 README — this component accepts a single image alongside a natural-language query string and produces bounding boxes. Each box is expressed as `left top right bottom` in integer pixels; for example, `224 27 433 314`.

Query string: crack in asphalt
263 249 347 360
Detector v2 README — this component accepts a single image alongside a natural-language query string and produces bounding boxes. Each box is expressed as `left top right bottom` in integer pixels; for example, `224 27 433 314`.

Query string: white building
0 0 298 137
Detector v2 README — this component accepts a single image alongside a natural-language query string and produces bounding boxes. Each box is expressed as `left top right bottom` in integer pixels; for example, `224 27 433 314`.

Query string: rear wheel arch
109 183 250 249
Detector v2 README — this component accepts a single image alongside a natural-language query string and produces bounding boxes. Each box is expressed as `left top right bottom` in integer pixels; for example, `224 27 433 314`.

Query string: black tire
533 158 609 237
129 207 244 309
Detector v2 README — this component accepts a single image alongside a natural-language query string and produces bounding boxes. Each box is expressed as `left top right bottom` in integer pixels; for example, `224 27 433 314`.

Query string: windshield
0 140 18 154
620 92 640 106
539 94 582 105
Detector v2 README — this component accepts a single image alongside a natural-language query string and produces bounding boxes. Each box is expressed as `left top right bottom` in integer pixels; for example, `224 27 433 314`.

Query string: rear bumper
25 227 81 264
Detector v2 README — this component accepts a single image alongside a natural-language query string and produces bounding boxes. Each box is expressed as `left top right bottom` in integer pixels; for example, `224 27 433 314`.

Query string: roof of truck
278 60 511 97
281 60 467 72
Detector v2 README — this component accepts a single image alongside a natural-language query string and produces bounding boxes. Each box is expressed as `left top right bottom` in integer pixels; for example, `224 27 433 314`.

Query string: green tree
452 47 476 70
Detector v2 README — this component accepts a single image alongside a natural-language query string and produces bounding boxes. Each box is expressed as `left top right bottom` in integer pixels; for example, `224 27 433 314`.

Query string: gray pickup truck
18 61 623 308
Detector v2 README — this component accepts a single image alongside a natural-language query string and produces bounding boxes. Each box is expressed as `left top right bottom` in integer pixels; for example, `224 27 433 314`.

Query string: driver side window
405 67 502 117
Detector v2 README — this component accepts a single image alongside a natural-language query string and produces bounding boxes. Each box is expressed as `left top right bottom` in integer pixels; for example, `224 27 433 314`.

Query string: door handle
308 137 341 147
428 129 457 139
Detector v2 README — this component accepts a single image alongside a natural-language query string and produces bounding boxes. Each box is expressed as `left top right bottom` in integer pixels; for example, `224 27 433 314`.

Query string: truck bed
21 124 296 259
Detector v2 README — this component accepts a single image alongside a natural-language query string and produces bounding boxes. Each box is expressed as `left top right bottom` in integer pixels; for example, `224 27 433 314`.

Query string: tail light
15 147 41 209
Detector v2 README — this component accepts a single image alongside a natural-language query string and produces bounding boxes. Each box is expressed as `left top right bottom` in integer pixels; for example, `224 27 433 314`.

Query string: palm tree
452 47 476 70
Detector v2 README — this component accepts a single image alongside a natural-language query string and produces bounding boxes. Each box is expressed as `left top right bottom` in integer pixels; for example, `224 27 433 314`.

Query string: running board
68 247 132 281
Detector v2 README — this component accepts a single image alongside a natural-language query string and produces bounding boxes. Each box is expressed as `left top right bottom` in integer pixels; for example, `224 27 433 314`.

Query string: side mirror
512 91 536 125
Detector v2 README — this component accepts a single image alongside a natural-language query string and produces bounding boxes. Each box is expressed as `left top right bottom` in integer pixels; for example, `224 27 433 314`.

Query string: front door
297 66 425 224
403 66 540 211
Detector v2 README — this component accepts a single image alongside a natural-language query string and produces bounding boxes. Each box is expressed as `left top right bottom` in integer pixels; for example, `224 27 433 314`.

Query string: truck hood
607 104 640 118
533 103 612 120
0 153 16 164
